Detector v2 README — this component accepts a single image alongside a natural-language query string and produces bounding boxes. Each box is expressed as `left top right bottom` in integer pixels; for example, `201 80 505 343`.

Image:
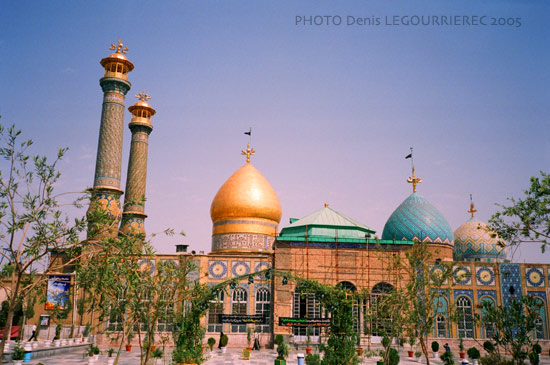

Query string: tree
476 295 542 365
381 242 455 365
0 122 86 361
489 171 550 252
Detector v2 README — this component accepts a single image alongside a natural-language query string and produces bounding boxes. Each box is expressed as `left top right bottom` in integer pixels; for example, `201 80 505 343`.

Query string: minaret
87 40 134 239
119 90 155 235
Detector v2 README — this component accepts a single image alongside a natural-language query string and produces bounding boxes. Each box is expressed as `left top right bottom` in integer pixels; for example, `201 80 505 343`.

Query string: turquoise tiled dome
453 219 505 261
381 193 454 245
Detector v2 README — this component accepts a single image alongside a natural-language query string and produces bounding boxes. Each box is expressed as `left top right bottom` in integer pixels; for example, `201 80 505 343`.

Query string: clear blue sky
1 1 549 262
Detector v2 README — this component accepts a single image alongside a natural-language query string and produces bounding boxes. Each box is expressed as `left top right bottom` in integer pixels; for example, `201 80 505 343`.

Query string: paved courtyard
18 347 550 365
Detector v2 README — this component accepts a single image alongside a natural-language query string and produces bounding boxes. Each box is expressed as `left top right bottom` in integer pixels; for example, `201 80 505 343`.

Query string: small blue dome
382 193 454 245
454 218 505 261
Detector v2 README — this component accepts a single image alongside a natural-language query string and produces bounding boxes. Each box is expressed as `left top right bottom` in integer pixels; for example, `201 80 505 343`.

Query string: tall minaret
87 40 134 239
119 90 155 235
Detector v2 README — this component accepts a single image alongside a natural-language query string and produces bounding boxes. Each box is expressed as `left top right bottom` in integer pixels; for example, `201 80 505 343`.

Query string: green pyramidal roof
278 205 376 242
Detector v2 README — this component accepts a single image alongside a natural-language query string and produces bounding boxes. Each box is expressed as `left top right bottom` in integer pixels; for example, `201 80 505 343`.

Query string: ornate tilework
231 261 251 277
527 291 547 302
139 259 155 275
208 260 228 279
453 265 472 285
499 264 523 305
526 267 545 288
477 290 497 302
475 266 496 286
253 283 270 297
381 193 454 244
453 219 506 261
212 233 275 252
454 289 474 302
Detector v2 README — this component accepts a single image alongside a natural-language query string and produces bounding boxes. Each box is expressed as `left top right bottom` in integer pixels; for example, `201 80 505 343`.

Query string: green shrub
479 354 513 365
207 337 216 351
483 341 495 353
432 341 439 352
467 347 480 359
152 348 163 359
220 334 228 347
529 351 540 365
274 334 284 346
305 353 321 365
440 351 454 365
276 340 289 360
532 343 542 354
388 347 399 365
12 345 25 360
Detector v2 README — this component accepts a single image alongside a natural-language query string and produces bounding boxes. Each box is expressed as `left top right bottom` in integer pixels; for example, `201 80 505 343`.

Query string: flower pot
125 344 132 351
24 343 32 351
75 338 82 344
13 361 23 365
460 352 466 359
433 351 439 358
408 350 414 357
220 346 226 354
32 341 38 349
243 348 251 359
87 357 95 364
306 348 312 355
43 340 51 347
54 339 61 347
107 359 115 365
356 348 363 356
470 359 478 365
274 360 286 365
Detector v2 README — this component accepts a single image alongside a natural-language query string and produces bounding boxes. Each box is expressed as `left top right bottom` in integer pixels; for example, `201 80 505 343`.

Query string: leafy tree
0 122 86 361
476 295 542 365
489 171 550 252
379 242 454 365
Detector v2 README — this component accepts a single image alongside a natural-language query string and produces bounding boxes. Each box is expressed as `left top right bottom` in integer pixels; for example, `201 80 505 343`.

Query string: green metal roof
279 205 376 240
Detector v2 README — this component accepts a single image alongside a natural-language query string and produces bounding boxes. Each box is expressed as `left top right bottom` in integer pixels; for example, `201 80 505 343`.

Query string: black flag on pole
244 128 252 136
405 153 412 159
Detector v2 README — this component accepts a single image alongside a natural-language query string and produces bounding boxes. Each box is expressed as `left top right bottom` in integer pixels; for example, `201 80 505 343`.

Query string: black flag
244 128 252 136
405 153 412 159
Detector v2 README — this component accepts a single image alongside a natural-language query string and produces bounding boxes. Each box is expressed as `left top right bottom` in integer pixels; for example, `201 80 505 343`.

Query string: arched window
255 288 271 333
207 290 225 333
479 296 495 339
338 281 360 334
232 287 248 333
434 296 449 338
533 298 547 340
456 296 474 338
369 282 394 337
293 286 321 339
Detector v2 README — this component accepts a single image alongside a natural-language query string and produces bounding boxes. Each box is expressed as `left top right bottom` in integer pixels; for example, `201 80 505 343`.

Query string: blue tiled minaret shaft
87 40 134 239
119 91 155 235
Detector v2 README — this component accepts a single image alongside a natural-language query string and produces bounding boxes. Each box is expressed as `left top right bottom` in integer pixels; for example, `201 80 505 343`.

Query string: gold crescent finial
241 143 255 163
468 194 477 218
135 89 151 102
109 39 129 55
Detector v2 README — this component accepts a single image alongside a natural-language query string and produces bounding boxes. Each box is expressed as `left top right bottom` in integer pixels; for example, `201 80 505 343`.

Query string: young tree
383 242 455 365
489 171 550 252
0 122 86 361
477 295 542 365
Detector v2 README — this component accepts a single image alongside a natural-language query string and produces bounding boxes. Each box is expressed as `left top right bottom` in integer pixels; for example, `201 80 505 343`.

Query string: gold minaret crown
136 89 151 102
110 39 128 54
468 194 477 218
241 143 255 163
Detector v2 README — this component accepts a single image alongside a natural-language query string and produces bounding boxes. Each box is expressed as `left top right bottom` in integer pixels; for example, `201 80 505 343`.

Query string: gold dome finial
110 39 128 54
324 203 329 208
468 194 477 218
406 147 422 193
136 89 151 102
241 143 255 163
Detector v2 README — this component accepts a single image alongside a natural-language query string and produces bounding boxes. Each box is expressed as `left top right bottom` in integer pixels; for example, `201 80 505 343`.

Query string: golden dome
210 163 282 225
